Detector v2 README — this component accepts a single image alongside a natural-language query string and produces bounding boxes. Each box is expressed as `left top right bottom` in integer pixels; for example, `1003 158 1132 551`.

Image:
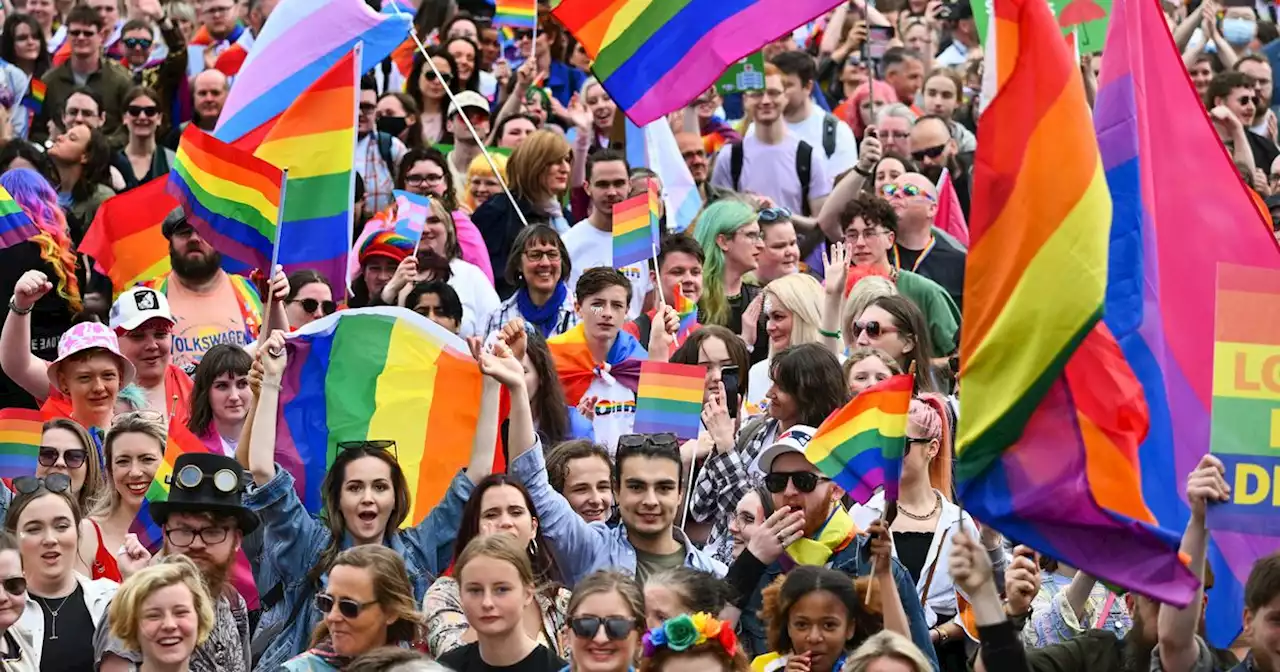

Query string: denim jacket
737 534 940 671
241 465 473 671
509 443 727 585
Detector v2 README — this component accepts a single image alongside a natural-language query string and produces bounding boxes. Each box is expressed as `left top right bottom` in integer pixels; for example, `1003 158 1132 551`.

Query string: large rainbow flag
253 47 358 300
956 0 1199 606
167 126 285 275
552 0 845 125
1096 0 1280 643
214 0 411 145
81 178 179 296
277 307 483 524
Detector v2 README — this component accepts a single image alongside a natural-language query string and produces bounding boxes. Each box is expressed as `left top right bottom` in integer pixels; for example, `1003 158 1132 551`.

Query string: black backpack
820 112 837 158
729 139 815 216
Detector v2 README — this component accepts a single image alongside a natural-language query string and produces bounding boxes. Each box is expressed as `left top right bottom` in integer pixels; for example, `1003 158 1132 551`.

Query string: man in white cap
446 90 493 195
109 285 193 424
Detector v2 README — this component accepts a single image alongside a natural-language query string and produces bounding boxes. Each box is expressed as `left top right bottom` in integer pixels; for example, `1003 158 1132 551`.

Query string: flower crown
641 612 738 659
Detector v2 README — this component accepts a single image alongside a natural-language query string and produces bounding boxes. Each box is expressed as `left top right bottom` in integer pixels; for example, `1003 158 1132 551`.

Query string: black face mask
376 116 407 137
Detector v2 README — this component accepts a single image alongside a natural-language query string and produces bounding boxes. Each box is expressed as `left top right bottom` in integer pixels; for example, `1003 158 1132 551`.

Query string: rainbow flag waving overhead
805 374 912 504
633 361 705 439
278 308 484 524
494 0 536 28
253 47 358 300
0 409 43 480
167 126 285 275
0 184 38 250
612 178 659 268
958 0 1198 607
130 423 210 550
552 0 845 125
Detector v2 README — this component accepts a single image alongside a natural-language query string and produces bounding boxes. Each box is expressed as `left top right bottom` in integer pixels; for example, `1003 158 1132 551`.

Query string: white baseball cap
447 90 491 118
756 425 818 473
110 286 176 332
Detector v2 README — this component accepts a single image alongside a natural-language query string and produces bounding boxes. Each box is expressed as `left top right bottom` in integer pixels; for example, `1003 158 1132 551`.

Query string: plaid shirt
483 292 579 337
690 417 777 564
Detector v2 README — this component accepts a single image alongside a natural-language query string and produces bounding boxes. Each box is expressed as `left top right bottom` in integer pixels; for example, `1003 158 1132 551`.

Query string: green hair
692 199 759 325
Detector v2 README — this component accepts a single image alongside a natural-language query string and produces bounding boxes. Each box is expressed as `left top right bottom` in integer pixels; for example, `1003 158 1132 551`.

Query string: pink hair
846 80 899 139
0 170 81 312
908 394 953 501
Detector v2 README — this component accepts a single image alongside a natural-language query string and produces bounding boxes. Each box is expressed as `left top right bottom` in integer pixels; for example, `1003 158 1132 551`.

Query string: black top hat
149 453 260 535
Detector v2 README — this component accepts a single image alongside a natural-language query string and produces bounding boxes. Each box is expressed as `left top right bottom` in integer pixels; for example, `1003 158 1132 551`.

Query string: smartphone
721 365 741 419
868 24 894 60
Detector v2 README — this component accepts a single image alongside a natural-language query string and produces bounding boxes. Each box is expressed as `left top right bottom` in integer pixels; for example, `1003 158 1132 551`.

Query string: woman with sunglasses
283 270 336 331
406 47 460 146
187 344 253 456
425 474 569 660
565 570 646 672
107 555 215 672
27 418 111 579
0 529 36 670
88 411 167 584
437 534 567 672
851 295 943 394
6 473 119 670
282 545 429 671
111 86 173 192
243 329 513 672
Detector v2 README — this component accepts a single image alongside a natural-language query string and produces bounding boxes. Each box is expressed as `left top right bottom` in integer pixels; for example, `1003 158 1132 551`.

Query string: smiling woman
187 344 252 456
108 556 214 672
90 411 167 583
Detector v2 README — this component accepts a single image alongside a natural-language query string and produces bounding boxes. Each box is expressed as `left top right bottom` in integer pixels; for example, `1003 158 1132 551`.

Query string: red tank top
90 519 122 582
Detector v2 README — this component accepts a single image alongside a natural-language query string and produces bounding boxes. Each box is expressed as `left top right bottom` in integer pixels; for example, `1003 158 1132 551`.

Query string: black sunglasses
127 105 158 118
764 471 832 494
290 298 337 316
570 616 637 641
910 144 947 162
616 433 679 451
12 473 72 495
0 577 26 595
315 593 378 619
38 447 87 469
428 71 453 85
122 37 152 49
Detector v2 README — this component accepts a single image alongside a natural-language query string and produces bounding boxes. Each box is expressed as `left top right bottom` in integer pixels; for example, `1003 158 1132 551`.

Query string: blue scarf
516 282 568 338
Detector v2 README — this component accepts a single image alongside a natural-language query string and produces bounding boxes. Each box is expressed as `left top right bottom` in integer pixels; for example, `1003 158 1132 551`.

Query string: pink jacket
452 209 494 285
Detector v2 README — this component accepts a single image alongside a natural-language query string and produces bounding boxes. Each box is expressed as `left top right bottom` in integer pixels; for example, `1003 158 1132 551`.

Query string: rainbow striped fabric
0 184 38 250
130 423 210 550
253 47 358 299
612 178 659 268
552 0 844 125
21 79 44 114
958 0 1198 607
277 308 483 524
167 126 285 274
673 287 698 342
1097 0 1280 642
494 0 536 29
547 322 647 407
633 361 704 439
0 409 42 480
805 375 911 504
80 179 179 296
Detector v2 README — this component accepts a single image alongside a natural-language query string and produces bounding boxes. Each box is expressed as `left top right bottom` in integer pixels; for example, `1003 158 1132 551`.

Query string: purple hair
0 168 81 310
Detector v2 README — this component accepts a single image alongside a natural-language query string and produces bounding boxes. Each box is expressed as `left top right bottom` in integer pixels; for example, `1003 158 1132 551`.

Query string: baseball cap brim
114 311 177 332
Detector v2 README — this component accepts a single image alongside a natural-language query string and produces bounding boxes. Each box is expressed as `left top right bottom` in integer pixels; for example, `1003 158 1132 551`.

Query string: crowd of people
0 0 1272 671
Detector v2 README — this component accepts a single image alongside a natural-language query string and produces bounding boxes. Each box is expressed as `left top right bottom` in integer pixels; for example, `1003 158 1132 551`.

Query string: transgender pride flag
1096 0 1280 646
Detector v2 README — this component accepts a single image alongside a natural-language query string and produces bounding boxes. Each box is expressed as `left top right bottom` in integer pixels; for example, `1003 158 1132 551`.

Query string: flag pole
259 167 288 349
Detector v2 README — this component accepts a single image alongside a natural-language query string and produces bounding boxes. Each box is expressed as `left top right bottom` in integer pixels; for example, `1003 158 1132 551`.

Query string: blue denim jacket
510 444 727 585
737 534 940 671
241 466 473 671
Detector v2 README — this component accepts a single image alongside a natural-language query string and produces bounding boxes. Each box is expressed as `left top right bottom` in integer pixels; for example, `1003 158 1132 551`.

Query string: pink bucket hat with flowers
46 321 137 390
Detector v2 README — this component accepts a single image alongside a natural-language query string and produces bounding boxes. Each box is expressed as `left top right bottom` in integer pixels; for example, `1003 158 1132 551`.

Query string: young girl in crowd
692 200 764 335
639 612 750 672
424 474 569 659
464 153 508 213
842 348 903 396
187 344 253 456
851 295 942 393
438 534 568 672
33 418 105 533
517 327 594 445
844 631 935 672
0 530 36 670
3 316 135 428
643 566 735 629
565 571 646 672
282 545 429 671
406 47 460 145
107 556 214 672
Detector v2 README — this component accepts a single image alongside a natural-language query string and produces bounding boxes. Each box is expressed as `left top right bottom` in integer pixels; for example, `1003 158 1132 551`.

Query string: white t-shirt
561 221 654 320
709 132 833 215
448 258 501 338
585 371 637 456
748 109 859 181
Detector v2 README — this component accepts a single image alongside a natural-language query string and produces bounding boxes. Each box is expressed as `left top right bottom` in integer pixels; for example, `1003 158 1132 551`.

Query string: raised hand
115 533 152 580
822 241 851 299
268 264 289 303
746 506 807 565
740 292 764 347
1004 545 1040 616
12 270 52 311
258 330 288 378
857 126 883 172
498 319 528 361
470 338 527 390
949 531 996 596
1186 453 1230 521
565 93 592 131
701 384 734 453
866 519 892 577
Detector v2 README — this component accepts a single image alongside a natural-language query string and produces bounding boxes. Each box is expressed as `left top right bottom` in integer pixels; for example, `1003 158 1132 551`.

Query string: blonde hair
841 347 903 382
841 275 899 352
507 130 571 204
455 534 536 588
844 631 934 672
41 418 107 515
311 546 427 647
94 411 167 518
109 555 215 652
567 570 645 628
426 197 461 260
762 274 824 355
463 153 508 212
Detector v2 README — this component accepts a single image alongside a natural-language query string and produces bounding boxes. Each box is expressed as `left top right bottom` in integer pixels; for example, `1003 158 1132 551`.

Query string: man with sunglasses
737 428 938 665
908 115 973 220
33 5 132 144
883 172 966 312
95 452 258 672
1209 70 1279 175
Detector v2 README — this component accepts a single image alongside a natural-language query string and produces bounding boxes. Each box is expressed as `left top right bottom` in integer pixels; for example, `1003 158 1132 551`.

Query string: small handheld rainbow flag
494 0 536 29
0 409 43 480
805 374 913 504
0 184 38 250
672 286 699 342
612 178 659 269
633 361 705 439
130 423 210 550
21 79 45 114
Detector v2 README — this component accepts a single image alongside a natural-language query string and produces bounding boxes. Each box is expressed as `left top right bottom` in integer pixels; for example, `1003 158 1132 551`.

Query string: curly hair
839 192 899 236
758 566 882 656
0 169 81 311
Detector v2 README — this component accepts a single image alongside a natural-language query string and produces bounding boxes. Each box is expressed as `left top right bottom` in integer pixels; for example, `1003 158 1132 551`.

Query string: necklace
33 593 71 640
897 492 942 521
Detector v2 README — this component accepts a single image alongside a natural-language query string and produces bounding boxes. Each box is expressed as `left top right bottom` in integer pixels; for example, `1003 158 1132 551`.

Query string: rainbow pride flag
167 126 285 275
81 179 179 296
130 423 210 550
552 0 844 125
0 184 38 250
612 178 659 269
547 322 647 406
633 361 704 439
958 0 1198 607
673 287 698 342
21 79 44 114
253 47 358 300
278 308 483 524
805 374 911 504
1097 0 1280 643
494 0 536 29
0 409 42 480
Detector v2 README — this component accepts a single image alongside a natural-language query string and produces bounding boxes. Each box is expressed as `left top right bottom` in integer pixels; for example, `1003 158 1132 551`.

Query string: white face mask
1222 17 1258 45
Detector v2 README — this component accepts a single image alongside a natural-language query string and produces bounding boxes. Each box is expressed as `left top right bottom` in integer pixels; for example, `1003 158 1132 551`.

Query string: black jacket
470 193 551 300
